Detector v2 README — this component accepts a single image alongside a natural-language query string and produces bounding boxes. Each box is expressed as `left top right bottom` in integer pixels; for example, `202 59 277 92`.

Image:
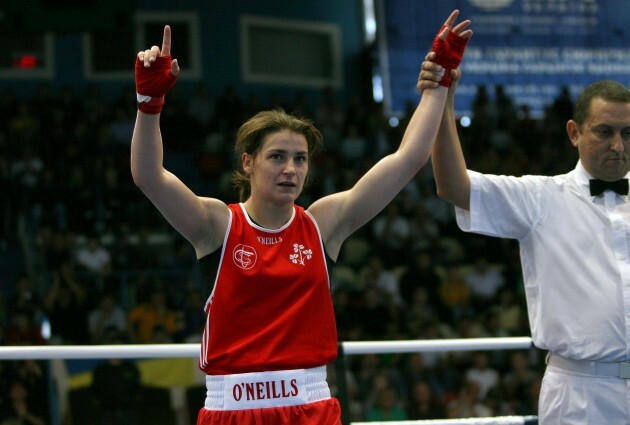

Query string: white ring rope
0 337 534 360
0 338 539 424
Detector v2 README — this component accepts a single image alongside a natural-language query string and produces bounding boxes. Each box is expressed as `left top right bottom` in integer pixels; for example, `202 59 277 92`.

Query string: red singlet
199 203 338 375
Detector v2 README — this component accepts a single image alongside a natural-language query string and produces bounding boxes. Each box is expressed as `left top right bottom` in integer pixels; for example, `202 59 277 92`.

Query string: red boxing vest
199 203 338 375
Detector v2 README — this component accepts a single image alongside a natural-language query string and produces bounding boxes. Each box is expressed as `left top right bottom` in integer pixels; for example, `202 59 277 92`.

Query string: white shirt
76 246 111 272
465 366 499 400
464 267 505 299
455 162 630 362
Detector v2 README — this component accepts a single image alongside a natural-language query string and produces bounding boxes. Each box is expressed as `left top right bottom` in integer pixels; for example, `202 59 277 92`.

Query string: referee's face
567 97 630 181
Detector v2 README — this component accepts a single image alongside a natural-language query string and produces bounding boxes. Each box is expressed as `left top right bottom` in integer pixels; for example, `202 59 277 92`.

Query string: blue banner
381 0 630 117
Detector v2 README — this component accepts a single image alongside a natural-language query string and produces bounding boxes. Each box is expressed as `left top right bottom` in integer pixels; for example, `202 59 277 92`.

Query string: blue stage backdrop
380 0 630 118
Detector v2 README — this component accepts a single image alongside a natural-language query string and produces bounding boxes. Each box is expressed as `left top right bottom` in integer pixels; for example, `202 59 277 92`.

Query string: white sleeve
455 170 542 240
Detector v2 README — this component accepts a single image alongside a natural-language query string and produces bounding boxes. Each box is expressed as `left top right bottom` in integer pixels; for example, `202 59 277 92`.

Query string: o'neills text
257 236 282 245
232 379 299 402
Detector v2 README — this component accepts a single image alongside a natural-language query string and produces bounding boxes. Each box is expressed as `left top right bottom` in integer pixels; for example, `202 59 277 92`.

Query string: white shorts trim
204 366 330 411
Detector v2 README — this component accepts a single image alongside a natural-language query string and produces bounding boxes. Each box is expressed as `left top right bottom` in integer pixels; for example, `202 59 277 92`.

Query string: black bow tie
589 179 629 196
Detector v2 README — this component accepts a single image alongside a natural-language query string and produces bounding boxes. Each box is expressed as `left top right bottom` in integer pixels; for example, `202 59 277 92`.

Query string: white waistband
204 366 330 411
547 352 630 379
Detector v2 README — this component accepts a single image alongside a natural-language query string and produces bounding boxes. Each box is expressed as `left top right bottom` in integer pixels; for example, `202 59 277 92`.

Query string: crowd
0 80 578 423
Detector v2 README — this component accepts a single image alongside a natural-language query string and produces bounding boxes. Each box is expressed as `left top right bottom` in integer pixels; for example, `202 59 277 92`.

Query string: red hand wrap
135 55 178 114
432 25 469 87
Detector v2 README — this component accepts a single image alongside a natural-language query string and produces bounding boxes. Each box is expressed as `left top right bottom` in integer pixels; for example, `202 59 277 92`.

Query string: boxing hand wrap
431 25 469 87
135 55 178 114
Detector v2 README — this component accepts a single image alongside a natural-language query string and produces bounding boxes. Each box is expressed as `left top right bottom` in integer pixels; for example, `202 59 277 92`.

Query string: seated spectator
364 386 407 421
6 310 45 346
176 287 205 343
446 379 492 419
91 329 142 425
88 292 129 344
339 124 368 168
10 145 44 208
493 288 526 336
128 287 182 344
127 227 160 270
402 353 444 396
406 381 446 420
355 287 399 340
406 287 446 338
438 263 472 323
463 256 505 309
8 274 42 322
358 254 402 306
75 235 111 287
399 248 443 311
407 203 440 252
464 352 499 401
371 202 411 267
502 351 538 404
13 360 48 415
41 228 73 271
43 263 90 344
0 380 46 425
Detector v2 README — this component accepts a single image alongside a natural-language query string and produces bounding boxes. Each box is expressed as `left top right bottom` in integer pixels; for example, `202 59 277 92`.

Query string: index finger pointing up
161 25 171 57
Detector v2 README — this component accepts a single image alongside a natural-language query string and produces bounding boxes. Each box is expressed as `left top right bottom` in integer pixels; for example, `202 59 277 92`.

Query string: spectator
91 330 142 425
43 264 90 344
40 228 73 271
339 124 368 168
399 248 442 309
13 360 48 417
406 381 446 420
463 256 505 310
371 201 411 267
356 287 398 340
74 234 111 287
0 380 46 425
0 151 11 249
213 86 243 133
405 287 442 335
464 352 499 401
512 104 542 159
502 351 539 406
364 386 407 421
446 379 492 419
187 82 215 131
108 230 134 272
314 86 345 147
128 287 182 344
402 353 444 396
10 145 43 210
88 292 129 344
493 288 526 336
438 263 472 323
359 254 403 306
551 85 574 123
8 275 42 322
176 287 205 343
5 309 45 346
127 227 160 270
407 203 440 252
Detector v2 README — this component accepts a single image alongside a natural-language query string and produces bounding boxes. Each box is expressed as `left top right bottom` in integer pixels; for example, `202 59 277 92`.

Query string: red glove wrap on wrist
432 25 469 87
135 55 178 114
